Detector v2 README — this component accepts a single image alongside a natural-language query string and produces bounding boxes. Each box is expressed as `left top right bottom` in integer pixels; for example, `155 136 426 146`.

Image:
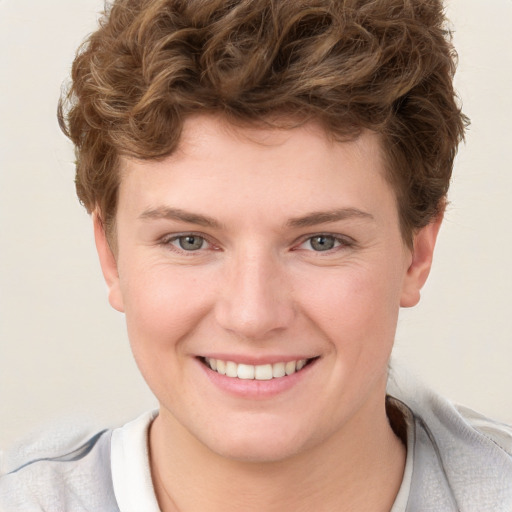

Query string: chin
211 437 305 464
195 416 317 464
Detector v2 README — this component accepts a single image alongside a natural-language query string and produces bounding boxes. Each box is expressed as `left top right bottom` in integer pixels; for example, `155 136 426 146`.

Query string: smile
203 357 314 380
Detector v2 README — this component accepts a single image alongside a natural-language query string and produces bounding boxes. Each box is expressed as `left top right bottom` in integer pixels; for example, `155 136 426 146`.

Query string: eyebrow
138 206 374 230
138 207 223 228
286 208 374 228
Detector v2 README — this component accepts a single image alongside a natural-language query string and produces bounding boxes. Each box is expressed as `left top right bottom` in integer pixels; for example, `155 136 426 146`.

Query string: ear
93 213 125 313
400 213 443 308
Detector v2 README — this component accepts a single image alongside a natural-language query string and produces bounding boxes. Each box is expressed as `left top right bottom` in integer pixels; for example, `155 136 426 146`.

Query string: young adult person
1 0 511 511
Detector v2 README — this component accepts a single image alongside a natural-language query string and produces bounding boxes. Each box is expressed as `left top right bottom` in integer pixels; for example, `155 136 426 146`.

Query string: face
96 115 437 462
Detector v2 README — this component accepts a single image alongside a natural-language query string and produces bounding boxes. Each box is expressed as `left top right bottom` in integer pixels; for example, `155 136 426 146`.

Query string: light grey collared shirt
2 375 511 511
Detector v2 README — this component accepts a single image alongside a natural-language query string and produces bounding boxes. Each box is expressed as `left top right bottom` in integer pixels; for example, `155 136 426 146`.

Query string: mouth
200 357 318 381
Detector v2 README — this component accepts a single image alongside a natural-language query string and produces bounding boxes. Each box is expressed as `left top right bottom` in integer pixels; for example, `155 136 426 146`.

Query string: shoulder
453 402 512 454
0 428 119 512
388 370 512 512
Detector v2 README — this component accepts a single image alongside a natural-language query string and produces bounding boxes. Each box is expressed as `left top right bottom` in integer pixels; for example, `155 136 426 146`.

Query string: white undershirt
111 409 414 512
111 410 160 512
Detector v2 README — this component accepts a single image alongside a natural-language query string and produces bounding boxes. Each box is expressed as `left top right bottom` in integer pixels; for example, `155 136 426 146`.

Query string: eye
308 235 338 251
297 234 352 252
162 234 209 252
176 235 205 251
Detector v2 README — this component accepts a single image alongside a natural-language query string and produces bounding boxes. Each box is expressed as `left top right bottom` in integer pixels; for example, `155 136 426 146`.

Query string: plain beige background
1 0 511 450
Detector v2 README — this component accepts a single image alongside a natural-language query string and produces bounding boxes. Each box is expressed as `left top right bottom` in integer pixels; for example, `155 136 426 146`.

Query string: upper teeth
205 358 308 380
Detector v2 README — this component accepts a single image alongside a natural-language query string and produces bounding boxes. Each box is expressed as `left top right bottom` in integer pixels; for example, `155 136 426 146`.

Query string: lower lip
197 359 317 400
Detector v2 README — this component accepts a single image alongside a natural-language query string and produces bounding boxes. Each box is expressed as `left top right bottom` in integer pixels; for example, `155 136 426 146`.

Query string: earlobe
93 213 125 313
400 214 443 308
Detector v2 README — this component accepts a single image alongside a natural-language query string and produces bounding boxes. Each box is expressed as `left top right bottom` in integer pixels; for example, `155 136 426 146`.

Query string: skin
95 115 441 511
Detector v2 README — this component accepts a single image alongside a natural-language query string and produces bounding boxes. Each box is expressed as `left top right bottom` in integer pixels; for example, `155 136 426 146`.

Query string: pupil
179 236 203 250
311 236 334 251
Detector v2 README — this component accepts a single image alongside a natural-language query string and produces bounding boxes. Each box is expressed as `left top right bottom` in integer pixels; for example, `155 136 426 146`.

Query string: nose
214 248 295 341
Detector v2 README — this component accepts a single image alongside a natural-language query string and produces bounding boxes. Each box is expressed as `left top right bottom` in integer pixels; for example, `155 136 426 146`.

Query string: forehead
121 115 385 181
117 115 397 227
175 115 378 163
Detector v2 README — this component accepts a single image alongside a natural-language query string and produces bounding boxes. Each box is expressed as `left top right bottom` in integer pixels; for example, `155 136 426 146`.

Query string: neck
149 393 406 512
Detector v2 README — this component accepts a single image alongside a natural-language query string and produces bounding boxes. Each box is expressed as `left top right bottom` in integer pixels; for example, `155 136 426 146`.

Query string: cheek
297 264 402 354
121 264 213 356
120 265 217 404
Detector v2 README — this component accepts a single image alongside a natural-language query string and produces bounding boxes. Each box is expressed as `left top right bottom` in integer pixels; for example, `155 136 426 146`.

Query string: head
59 0 467 249
58 0 467 462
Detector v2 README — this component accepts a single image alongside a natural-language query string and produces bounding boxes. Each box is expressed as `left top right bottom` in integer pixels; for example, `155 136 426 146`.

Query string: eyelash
159 232 218 253
159 232 353 254
294 233 354 253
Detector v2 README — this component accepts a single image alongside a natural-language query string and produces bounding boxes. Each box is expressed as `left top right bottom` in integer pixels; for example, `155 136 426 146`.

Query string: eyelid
159 231 220 252
157 231 353 253
293 232 355 251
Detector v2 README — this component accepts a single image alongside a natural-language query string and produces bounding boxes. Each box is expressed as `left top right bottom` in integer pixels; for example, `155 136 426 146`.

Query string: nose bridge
215 245 293 340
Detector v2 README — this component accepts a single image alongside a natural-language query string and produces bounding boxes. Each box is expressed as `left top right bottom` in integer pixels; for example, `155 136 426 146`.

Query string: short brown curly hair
59 0 468 245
